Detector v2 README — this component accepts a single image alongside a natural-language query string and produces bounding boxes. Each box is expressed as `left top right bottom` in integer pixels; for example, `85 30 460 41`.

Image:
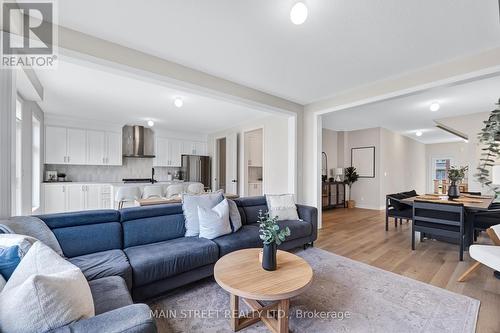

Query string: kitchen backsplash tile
45 158 181 182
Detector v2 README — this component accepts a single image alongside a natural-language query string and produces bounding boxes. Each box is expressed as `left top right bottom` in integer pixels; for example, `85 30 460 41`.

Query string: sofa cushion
69 250 133 289
234 196 268 225
212 225 262 257
266 194 299 221
182 192 224 237
276 220 312 241
121 204 186 248
0 245 21 279
52 222 123 258
38 210 120 229
227 199 242 232
198 199 232 240
88 276 133 315
125 237 219 287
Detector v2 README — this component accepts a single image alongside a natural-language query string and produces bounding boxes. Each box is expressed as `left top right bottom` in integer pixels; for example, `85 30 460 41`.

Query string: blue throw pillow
0 245 21 279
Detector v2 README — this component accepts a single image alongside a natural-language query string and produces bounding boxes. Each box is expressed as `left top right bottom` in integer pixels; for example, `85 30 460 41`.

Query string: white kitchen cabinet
248 183 263 196
44 183 110 213
169 139 183 166
45 126 68 164
43 184 67 214
247 132 263 167
67 128 87 165
67 184 85 212
182 141 207 156
87 130 106 165
153 137 169 167
106 132 122 165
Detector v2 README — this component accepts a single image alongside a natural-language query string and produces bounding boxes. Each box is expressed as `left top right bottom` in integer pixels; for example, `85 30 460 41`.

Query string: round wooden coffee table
214 248 313 333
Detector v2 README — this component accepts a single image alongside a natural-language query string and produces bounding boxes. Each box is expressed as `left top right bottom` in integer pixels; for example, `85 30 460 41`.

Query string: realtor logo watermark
1 0 57 67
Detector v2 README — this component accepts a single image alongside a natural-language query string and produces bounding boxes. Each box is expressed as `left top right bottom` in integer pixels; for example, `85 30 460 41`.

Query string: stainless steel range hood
122 125 155 158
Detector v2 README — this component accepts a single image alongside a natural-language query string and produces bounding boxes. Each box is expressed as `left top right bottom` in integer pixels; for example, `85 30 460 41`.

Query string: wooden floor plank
317 208 500 333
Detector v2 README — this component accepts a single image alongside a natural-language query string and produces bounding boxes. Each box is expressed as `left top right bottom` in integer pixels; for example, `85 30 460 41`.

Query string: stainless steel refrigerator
181 155 211 189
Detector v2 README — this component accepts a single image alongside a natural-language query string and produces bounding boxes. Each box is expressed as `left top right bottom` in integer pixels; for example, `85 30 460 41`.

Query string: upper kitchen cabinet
182 141 207 156
45 125 122 166
106 132 122 165
153 138 183 167
45 126 86 165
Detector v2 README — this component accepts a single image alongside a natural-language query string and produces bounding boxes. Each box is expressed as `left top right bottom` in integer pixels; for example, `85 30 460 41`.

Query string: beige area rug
149 248 479 333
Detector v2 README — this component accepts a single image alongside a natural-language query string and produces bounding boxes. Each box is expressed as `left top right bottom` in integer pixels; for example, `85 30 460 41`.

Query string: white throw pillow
198 199 232 240
227 199 242 232
266 194 299 221
182 191 224 237
0 234 37 258
0 241 94 333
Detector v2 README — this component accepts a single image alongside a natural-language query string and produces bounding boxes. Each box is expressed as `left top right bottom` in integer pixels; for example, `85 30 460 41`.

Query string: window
32 115 41 212
14 99 22 216
431 157 452 194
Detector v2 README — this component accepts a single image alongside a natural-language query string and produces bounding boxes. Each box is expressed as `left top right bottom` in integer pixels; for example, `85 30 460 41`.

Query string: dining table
401 193 495 247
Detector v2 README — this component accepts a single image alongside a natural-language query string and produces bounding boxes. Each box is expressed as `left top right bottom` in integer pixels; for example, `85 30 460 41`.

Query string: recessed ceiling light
429 102 440 112
174 98 183 108
147 120 154 127
290 2 308 25
415 131 423 137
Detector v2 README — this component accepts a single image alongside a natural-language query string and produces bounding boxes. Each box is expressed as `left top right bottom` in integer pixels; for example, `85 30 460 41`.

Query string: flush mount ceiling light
429 102 441 112
174 97 184 108
147 120 154 127
290 2 308 25
415 131 423 137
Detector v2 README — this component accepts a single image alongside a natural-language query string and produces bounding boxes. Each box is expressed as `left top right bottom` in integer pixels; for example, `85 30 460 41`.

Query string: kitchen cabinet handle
62 186 65 193
68 156 70 163
103 157 105 164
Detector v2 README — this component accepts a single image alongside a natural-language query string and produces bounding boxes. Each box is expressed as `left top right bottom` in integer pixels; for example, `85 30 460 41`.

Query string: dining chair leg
394 218 397 228
385 214 389 231
399 218 402 225
458 262 481 282
459 235 464 262
411 222 415 251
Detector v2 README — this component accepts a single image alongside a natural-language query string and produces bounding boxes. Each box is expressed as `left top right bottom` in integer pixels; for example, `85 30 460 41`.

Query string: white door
44 185 66 214
86 184 102 210
226 132 238 195
67 184 85 212
45 126 67 164
169 139 183 166
67 129 87 165
87 130 106 165
106 132 122 165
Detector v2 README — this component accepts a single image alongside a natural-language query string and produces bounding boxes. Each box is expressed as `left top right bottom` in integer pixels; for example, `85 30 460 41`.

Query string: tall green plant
475 99 500 196
344 166 359 201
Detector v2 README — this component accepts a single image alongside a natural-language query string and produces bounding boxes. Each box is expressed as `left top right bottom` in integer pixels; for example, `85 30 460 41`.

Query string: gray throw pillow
182 192 224 237
227 199 242 232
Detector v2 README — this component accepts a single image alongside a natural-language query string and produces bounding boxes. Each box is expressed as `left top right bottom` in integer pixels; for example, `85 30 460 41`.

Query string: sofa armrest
296 204 318 241
51 304 157 333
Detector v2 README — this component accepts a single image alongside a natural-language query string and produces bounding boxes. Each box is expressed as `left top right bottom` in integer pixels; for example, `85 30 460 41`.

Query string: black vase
448 182 460 199
262 243 277 271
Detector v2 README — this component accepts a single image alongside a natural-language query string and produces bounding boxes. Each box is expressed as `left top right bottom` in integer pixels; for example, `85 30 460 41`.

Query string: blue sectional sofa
31 196 317 332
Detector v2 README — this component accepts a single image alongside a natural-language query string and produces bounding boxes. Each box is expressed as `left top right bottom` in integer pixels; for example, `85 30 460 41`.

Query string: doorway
244 128 263 196
216 137 226 192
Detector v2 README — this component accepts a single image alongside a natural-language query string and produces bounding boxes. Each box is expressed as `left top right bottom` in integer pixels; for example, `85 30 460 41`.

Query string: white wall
207 114 294 196
322 126 426 210
379 128 426 207
322 129 338 177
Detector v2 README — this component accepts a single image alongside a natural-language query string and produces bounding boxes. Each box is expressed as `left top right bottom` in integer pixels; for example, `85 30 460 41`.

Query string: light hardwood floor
316 208 500 333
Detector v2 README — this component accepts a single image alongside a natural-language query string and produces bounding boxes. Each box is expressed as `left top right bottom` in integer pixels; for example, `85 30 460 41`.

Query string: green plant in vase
258 211 291 271
344 166 359 208
447 165 468 198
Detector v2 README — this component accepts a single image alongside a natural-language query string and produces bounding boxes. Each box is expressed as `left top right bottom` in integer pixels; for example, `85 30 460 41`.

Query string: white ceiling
322 75 500 144
57 0 500 104
35 60 270 133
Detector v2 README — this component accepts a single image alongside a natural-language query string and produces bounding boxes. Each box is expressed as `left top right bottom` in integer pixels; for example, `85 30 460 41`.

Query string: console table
322 181 346 210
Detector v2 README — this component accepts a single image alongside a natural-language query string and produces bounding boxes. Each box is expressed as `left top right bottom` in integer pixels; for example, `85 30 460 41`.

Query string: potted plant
447 166 468 198
258 211 291 271
344 166 359 208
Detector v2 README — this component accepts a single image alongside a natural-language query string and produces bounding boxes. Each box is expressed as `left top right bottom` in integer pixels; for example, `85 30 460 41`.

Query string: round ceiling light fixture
147 120 154 127
290 2 308 25
415 130 423 137
429 102 440 112
174 97 184 108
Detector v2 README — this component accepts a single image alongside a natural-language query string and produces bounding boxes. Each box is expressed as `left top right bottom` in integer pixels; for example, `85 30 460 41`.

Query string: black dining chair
385 190 417 231
473 201 500 241
412 200 466 261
